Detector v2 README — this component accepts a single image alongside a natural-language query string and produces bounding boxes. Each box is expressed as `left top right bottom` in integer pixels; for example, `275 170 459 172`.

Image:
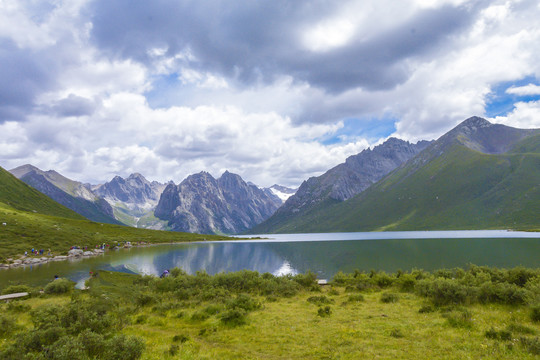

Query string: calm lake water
1 230 539 290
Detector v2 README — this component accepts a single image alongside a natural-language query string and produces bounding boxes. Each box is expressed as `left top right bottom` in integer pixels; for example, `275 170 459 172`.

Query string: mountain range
155 171 283 234
9 164 121 225
251 137 431 233
8 165 295 235
251 117 540 233
3 116 538 235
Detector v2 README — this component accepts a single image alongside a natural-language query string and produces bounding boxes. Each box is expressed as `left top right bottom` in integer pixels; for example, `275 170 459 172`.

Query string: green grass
2 267 540 359
254 138 540 233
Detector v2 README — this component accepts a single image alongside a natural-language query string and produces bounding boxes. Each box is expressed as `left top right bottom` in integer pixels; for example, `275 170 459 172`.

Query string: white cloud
492 100 540 129
506 84 540 96
1 0 540 189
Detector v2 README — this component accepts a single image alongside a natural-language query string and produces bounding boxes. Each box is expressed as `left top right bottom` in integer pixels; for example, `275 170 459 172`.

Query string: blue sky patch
485 76 540 117
320 117 397 145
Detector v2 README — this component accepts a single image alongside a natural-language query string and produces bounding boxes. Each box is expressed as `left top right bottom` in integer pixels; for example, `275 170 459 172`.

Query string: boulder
68 249 84 257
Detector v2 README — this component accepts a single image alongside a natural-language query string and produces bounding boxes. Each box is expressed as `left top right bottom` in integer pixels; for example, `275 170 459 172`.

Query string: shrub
443 309 473 329
220 309 247 326
317 306 332 317
478 282 528 305
6 301 31 313
416 278 471 306
372 272 394 288
293 271 318 289
134 292 156 307
531 304 540 322
396 273 417 292
227 294 261 312
307 295 333 306
44 278 74 294
104 334 145 360
78 329 106 358
347 294 365 303
0 314 17 336
485 327 512 341
418 304 435 313
172 334 190 343
328 288 340 296
1 284 32 295
190 310 210 322
169 344 179 356
380 292 399 303
135 315 147 324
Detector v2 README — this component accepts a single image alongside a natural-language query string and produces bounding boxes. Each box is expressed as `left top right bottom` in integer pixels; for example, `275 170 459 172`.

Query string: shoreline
0 241 149 270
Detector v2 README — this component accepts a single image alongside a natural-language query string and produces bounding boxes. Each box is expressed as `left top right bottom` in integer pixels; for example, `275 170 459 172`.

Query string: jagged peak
458 116 492 128
128 172 145 179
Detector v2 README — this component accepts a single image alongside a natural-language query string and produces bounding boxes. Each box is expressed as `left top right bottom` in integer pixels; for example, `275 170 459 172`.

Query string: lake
1 230 539 290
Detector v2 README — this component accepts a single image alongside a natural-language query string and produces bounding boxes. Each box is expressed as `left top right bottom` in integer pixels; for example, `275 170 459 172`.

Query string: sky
1 0 540 188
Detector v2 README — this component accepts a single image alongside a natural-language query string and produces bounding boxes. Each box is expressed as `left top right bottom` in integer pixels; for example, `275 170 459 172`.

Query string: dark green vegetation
1 266 540 359
0 166 227 261
252 119 540 233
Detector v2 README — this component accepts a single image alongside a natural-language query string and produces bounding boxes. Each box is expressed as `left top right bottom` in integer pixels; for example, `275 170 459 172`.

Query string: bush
396 274 417 292
44 278 74 294
227 294 261 312
416 278 471 306
478 282 528 305
317 306 332 317
380 292 399 303
485 327 512 341
293 271 318 289
104 334 145 360
1 284 32 295
190 310 211 322
0 314 17 336
347 294 365 303
443 309 473 329
531 304 540 322
172 334 190 343
134 292 156 307
6 301 31 313
220 309 247 326
307 295 333 306
418 304 435 313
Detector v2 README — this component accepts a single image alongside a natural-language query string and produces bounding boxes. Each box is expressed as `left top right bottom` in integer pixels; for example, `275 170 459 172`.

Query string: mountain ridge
251 117 540 233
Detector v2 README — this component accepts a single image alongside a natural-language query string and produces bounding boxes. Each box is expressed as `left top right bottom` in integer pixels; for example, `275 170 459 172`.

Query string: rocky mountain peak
155 171 283 234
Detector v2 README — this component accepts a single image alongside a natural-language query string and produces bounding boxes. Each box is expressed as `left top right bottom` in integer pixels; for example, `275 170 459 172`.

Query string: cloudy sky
1 0 540 187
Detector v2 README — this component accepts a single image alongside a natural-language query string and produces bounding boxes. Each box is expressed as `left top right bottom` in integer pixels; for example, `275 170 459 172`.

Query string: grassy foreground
1 266 540 359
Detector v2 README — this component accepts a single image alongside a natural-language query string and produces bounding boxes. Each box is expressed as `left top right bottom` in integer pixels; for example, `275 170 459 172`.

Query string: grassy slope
261 138 540 233
0 202 227 261
0 166 84 220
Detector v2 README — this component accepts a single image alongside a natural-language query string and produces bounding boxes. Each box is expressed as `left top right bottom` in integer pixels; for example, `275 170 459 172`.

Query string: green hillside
0 166 228 261
255 134 540 233
0 166 84 220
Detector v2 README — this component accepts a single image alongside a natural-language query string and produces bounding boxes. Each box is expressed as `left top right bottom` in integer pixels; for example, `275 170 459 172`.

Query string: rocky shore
0 248 105 269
